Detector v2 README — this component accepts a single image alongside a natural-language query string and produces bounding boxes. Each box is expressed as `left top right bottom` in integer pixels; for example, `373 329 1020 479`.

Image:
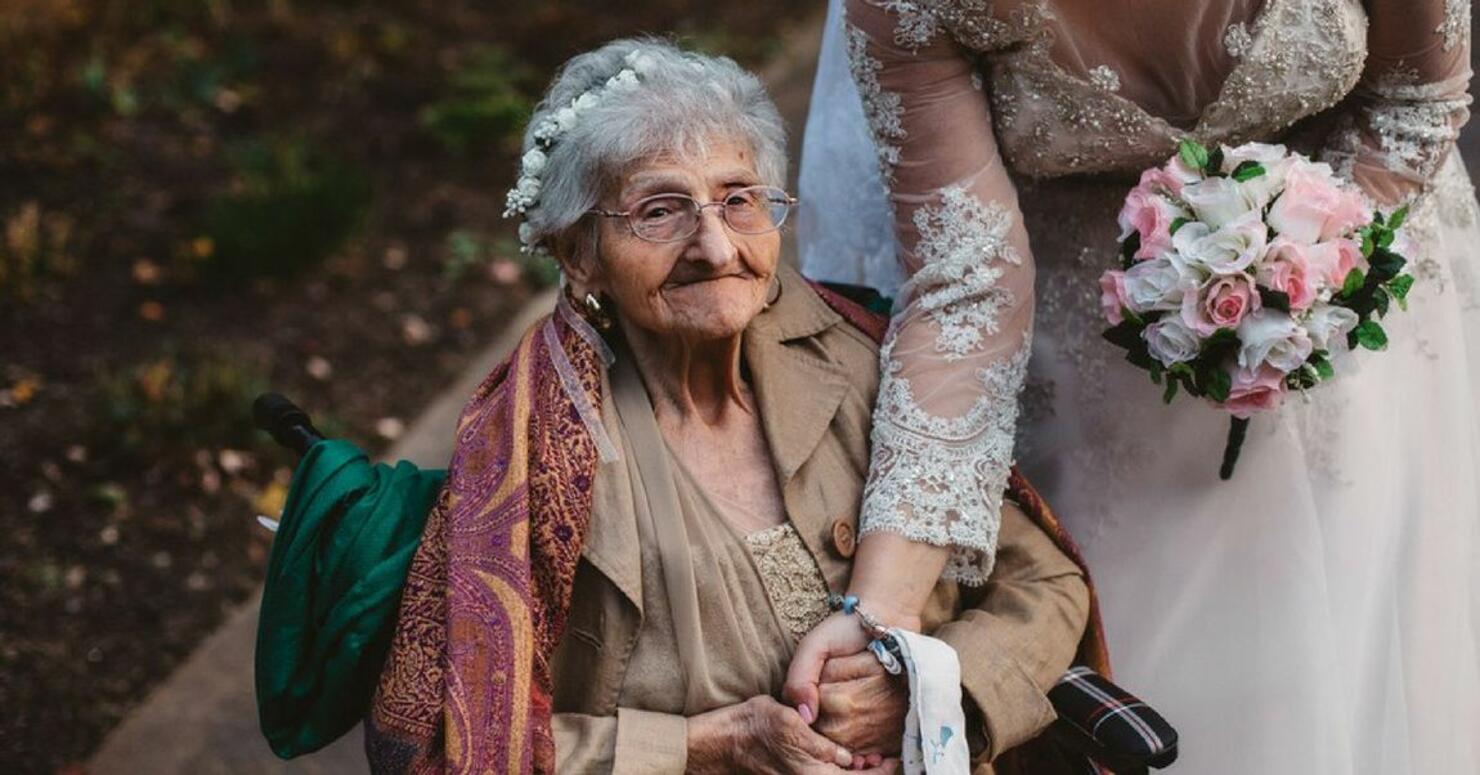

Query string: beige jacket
550 265 1089 773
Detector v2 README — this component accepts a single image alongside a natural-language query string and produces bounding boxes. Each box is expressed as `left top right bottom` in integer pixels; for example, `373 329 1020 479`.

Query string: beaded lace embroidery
910 185 1022 358
746 524 832 641
1088 65 1122 93
885 0 940 48
861 334 1030 584
846 17 907 181
1224 22 1255 58
1438 0 1470 51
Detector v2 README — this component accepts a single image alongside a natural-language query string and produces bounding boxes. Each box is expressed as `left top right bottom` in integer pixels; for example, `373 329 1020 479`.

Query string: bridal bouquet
1099 140 1414 478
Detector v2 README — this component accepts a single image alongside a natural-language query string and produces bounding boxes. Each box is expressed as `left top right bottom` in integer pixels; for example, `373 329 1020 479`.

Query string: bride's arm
841 0 1034 612
785 0 1036 716
1324 0 1472 206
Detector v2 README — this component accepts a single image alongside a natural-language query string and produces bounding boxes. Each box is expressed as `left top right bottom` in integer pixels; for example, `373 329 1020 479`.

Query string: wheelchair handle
253 393 324 456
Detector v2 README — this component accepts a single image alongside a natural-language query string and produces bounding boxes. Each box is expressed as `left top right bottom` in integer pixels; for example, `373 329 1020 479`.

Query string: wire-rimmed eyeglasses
588 185 798 243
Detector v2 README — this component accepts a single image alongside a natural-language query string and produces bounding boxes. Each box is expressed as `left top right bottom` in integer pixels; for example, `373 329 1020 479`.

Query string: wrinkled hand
783 611 873 725
816 652 909 766
715 696 899 774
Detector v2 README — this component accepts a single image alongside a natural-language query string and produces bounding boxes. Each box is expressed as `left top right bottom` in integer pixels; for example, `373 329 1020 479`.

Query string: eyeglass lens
630 187 792 242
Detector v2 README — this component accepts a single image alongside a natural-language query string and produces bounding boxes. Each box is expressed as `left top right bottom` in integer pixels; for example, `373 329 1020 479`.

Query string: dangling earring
584 292 614 331
763 274 782 309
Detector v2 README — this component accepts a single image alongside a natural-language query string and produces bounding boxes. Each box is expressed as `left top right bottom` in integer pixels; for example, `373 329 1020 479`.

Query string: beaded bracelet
826 593 891 640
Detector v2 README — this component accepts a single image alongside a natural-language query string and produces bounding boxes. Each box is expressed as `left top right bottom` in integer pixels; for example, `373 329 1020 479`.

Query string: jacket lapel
745 265 854 563
580 380 643 613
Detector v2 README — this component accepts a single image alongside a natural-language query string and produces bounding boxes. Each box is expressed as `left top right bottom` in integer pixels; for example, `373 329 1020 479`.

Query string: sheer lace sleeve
1323 0 1473 206
843 0 1034 585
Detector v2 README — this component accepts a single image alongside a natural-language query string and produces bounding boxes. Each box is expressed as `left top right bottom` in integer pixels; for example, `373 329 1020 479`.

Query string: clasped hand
791 611 911 770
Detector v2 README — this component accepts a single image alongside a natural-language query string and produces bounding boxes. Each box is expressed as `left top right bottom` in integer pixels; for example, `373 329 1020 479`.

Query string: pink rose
1118 189 1184 261
1221 364 1288 418
1139 162 1194 197
1307 238 1364 287
1268 161 1373 243
1258 238 1320 311
1099 270 1130 325
1182 273 1260 336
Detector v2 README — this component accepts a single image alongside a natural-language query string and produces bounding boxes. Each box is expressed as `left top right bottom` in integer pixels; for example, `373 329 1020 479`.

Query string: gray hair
515 38 787 256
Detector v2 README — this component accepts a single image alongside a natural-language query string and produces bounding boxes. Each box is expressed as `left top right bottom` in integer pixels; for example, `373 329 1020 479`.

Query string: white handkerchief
886 628 970 774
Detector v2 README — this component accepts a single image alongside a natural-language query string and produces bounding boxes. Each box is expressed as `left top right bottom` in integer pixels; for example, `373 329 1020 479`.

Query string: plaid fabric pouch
1047 666 1179 771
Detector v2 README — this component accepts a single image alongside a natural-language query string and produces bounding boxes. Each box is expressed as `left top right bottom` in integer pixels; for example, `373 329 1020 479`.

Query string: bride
794 0 1480 772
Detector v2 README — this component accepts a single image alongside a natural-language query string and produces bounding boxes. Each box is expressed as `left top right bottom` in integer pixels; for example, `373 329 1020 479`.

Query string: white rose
521 148 547 176
1179 176 1260 229
1144 316 1201 367
1122 256 1192 313
606 69 639 92
572 93 599 113
516 175 541 199
1221 143 1294 207
518 222 537 245
1237 309 1314 372
532 118 559 142
1301 303 1360 351
1172 209 1268 275
1221 142 1287 171
624 50 657 75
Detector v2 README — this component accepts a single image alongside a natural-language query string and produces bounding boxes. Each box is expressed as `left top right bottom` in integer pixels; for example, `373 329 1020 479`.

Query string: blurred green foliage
88 348 270 456
199 137 372 284
442 229 560 288
1 202 79 302
419 45 534 155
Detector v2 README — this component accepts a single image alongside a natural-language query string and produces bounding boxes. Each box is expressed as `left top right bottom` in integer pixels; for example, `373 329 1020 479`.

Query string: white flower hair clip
504 49 659 254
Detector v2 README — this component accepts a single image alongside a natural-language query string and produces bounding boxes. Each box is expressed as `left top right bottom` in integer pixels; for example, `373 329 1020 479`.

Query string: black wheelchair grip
253 392 324 456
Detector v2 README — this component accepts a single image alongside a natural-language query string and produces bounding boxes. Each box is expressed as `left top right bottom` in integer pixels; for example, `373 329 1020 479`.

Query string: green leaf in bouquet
1352 319 1388 351
1360 230 1375 258
1149 362 1164 384
1388 205 1409 231
1201 328 1241 362
1340 268 1366 298
1178 138 1210 173
1126 348 1156 370
1102 320 1145 351
1373 210 1386 226
1372 286 1391 317
1311 351 1336 381
1231 161 1266 181
1368 248 1406 281
1169 362 1196 380
1120 233 1141 268
1206 366 1233 402
1121 306 1146 327
1258 287 1292 313
1388 274 1415 310
1376 228 1394 249
1163 376 1180 404
1169 217 1191 235
1288 366 1319 391
1206 147 1225 176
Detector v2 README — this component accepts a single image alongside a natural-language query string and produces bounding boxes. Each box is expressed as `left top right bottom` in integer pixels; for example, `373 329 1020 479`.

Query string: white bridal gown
799 0 1480 772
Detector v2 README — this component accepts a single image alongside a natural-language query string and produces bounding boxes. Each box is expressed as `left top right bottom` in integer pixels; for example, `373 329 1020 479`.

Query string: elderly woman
361 39 1095 774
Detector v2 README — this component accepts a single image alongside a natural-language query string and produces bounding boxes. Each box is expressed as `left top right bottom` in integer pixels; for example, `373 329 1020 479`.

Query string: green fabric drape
255 439 445 759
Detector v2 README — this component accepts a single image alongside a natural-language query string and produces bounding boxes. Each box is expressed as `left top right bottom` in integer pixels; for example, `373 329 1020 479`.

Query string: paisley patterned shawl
365 308 604 774
363 286 1108 773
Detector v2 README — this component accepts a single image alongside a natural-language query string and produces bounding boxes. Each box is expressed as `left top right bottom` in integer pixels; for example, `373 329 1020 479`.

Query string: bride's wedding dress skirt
1014 153 1480 774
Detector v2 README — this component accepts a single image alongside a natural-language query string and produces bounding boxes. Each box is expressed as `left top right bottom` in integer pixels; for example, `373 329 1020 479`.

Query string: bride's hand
782 612 873 725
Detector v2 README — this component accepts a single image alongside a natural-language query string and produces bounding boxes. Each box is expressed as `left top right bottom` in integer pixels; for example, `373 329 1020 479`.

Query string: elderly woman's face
588 141 780 342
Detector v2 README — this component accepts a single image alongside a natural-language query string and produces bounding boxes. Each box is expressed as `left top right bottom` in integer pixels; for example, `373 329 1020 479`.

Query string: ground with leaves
0 1 810 771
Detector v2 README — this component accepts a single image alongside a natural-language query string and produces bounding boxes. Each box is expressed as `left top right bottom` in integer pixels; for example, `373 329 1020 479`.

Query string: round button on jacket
830 518 856 559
